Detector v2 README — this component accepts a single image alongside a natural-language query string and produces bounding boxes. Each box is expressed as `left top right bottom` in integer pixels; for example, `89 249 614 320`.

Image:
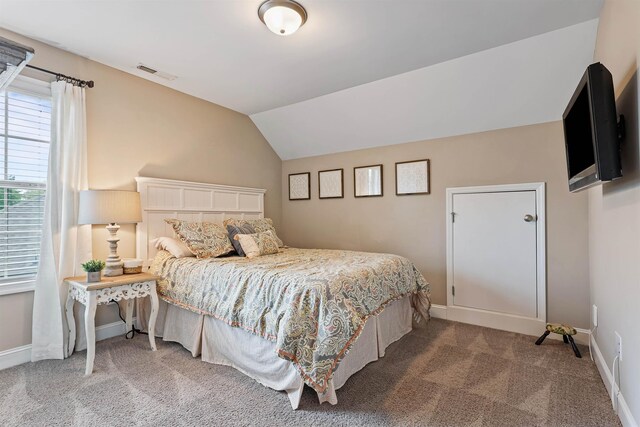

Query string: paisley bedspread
150 247 431 393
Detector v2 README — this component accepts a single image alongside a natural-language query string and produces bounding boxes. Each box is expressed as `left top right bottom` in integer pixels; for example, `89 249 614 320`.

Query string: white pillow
152 237 195 258
234 231 279 259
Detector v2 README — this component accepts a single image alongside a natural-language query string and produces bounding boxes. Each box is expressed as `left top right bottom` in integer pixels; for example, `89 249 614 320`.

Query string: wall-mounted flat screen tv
563 62 622 192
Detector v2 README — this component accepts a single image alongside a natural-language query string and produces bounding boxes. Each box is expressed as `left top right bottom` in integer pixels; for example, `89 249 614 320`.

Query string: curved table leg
148 288 159 351
84 292 98 376
65 288 76 357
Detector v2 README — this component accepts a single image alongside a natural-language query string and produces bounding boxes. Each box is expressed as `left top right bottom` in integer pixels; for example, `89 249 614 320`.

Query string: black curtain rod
25 64 95 88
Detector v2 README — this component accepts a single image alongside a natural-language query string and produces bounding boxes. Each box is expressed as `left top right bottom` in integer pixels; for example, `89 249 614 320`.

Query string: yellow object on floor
546 323 577 336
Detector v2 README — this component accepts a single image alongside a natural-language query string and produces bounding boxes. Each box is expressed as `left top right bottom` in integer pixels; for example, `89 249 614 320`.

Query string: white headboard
135 176 266 266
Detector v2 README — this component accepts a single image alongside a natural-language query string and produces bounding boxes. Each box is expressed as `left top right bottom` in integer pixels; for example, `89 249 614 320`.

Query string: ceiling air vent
0 36 35 91
136 63 177 81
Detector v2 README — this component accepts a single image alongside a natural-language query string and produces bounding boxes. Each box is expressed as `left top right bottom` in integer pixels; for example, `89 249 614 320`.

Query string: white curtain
31 81 91 361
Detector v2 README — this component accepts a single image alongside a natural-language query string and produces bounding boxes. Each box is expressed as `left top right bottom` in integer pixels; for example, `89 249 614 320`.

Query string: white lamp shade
263 5 303 36
78 190 142 225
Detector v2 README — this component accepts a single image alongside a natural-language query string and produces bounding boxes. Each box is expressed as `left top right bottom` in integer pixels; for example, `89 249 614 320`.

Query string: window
0 77 51 287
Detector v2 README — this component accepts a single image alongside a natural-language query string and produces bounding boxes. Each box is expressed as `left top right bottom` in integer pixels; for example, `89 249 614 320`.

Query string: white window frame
0 75 52 296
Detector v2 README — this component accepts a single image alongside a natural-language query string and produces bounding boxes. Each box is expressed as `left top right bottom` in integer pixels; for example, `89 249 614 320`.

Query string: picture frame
288 172 311 200
395 159 430 195
318 168 344 199
354 164 383 198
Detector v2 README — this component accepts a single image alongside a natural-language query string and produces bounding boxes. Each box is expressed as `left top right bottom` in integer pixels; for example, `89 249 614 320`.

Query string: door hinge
451 212 455 223
452 285 455 296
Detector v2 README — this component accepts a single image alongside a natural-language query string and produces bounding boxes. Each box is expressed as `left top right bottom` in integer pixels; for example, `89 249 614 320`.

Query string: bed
134 177 431 409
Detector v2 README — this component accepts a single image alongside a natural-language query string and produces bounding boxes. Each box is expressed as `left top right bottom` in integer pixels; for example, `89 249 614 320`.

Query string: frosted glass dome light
258 0 307 36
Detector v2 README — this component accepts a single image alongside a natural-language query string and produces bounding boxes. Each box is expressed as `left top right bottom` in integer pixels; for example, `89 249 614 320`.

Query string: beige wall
590 0 640 421
281 122 590 328
0 28 282 352
0 292 33 351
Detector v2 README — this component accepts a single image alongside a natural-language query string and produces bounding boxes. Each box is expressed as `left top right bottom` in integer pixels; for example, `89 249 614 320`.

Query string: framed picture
289 172 310 200
318 168 344 199
395 159 430 195
354 164 383 198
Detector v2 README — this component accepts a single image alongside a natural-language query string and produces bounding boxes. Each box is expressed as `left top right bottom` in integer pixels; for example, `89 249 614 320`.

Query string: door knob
524 214 536 222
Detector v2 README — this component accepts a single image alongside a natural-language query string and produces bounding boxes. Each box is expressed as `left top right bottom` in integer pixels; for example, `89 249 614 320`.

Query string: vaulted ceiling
0 0 603 159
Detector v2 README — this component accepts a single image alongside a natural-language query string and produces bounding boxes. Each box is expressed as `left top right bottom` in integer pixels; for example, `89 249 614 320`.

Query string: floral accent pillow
233 230 280 259
223 218 284 247
165 219 234 259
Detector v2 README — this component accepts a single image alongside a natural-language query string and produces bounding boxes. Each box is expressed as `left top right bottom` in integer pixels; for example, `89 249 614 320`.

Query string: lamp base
104 263 123 277
104 223 124 276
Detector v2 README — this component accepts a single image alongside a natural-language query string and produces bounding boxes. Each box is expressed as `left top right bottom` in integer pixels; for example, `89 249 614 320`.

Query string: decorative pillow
223 218 284 247
233 230 279 259
226 224 256 257
165 219 234 259
152 236 195 258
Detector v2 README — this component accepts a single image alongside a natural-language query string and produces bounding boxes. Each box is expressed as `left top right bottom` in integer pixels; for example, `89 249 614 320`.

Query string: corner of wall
589 1 640 424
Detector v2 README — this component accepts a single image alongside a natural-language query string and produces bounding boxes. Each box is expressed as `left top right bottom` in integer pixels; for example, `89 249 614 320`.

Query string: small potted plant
82 259 105 283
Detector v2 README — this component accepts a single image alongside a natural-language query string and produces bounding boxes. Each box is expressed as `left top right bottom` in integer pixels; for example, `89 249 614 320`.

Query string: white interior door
451 190 538 318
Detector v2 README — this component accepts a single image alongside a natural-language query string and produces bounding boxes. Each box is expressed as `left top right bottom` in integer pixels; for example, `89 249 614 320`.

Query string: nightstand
64 272 161 375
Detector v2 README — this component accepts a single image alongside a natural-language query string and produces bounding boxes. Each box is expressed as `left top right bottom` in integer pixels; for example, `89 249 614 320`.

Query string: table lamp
78 190 142 277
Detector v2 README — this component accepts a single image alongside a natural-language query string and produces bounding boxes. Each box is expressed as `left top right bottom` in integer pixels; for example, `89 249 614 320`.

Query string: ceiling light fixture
258 0 307 36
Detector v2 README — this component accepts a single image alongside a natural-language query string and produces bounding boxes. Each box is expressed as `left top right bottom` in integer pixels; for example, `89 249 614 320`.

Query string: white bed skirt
137 296 413 409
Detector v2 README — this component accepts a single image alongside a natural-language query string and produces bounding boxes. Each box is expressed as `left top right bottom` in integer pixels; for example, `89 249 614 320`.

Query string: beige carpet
0 319 620 426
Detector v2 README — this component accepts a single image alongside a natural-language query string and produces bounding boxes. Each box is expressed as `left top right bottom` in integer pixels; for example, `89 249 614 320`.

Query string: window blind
0 86 51 283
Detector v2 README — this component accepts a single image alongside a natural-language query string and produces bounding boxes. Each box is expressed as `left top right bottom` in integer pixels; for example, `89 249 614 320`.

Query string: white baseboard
570 328 591 346
0 345 32 371
74 318 135 351
0 318 134 371
446 305 546 337
430 304 447 319
429 305 590 345
591 335 638 427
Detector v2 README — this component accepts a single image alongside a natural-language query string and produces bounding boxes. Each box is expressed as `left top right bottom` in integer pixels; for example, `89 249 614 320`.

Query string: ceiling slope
0 0 601 114
251 20 599 160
